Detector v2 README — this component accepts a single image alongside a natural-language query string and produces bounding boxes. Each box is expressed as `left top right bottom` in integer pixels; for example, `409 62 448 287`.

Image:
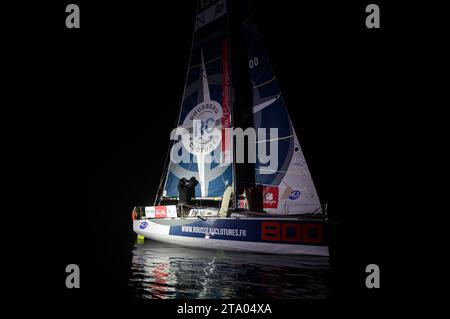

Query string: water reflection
129 241 329 299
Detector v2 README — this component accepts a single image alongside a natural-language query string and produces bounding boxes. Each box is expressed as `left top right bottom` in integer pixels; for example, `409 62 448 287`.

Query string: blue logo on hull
139 221 148 229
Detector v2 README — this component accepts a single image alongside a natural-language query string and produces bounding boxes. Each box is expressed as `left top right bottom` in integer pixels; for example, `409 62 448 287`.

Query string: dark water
128 241 329 299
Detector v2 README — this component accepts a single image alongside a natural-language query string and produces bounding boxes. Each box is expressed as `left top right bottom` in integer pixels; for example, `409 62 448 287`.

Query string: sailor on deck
186 177 198 200
177 177 198 217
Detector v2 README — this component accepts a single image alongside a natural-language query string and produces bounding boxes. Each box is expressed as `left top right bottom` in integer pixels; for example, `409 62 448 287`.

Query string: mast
226 0 238 211
229 0 258 209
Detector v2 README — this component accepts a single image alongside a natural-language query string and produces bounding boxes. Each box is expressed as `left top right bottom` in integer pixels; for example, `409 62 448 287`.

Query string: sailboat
132 0 328 256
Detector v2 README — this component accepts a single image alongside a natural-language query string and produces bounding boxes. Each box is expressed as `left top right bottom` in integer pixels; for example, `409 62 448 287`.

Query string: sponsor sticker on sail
289 190 301 200
263 186 279 208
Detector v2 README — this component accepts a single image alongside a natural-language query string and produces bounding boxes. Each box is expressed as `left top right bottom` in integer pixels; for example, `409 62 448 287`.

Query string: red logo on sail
263 186 279 208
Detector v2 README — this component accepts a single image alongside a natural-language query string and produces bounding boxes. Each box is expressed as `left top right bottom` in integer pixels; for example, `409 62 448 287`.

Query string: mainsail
239 3 322 214
162 0 233 198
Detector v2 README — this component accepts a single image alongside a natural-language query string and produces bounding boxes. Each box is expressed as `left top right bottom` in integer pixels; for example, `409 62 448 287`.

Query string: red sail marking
221 39 231 163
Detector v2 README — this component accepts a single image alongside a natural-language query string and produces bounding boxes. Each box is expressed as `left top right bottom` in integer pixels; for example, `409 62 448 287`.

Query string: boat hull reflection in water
129 241 329 299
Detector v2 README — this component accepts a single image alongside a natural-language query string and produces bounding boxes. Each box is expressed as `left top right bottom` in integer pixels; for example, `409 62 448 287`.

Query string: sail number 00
249 57 258 69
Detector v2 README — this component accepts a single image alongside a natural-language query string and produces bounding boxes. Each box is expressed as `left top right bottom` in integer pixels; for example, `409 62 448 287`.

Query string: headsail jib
238 1 322 215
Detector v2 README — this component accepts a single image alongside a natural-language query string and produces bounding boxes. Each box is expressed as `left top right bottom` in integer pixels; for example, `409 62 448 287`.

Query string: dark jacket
185 177 199 200
178 177 198 204
178 178 189 203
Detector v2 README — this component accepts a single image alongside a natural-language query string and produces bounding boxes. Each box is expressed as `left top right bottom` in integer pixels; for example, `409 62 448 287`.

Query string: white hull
133 219 329 256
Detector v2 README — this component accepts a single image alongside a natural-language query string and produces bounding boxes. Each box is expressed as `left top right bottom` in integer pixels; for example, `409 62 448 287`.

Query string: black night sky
4 0 414 305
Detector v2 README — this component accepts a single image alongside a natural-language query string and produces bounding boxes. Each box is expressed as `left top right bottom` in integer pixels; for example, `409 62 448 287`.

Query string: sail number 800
261 222 324 244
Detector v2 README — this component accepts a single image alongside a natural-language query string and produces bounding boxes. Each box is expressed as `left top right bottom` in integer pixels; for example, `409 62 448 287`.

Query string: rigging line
189 55 222 69
254 134 294 143
242 13 254 25
156 11 197 204
255 168 288 174
252 76 275 89
155 95 188 203
200 74 233 87
253 60 270 84
154 130 174 205
281 180 291 189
